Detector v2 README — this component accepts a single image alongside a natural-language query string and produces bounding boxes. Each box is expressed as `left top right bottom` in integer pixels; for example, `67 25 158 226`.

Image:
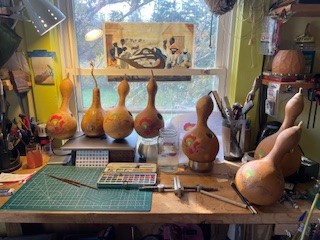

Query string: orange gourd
254 88 304 176
272 50 305 75
181 95 219 172
134 71 164 138
46 73 77 139
235 122 302 206
103 77 134 139
81 63 105 137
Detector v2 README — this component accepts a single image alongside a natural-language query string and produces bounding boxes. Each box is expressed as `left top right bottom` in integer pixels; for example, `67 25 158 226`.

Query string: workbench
0 155 318 238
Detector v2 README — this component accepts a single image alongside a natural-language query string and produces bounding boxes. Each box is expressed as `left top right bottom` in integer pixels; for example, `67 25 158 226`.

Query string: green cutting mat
1 165 152 212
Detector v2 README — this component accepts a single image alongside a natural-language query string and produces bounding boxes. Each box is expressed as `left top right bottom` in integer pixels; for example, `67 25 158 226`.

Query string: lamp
22 0 66 36
0 0 65 36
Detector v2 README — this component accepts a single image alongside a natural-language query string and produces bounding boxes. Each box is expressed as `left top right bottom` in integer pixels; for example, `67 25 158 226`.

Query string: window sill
66 67 226 80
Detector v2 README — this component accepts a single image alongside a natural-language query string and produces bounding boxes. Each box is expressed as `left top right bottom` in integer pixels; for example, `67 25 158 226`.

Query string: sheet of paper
0 173 33 183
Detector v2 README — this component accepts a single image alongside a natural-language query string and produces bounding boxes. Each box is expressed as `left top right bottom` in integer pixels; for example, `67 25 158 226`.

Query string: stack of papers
0 172 35 184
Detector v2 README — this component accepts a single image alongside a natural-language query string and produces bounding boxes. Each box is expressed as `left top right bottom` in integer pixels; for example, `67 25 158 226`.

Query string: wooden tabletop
0 155 318 230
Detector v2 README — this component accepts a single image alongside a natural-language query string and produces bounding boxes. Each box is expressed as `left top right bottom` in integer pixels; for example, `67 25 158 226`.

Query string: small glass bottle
157 128 179 172
26 137 43 169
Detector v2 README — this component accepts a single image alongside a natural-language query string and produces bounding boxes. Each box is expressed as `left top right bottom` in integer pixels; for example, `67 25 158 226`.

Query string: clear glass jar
157 128 179 172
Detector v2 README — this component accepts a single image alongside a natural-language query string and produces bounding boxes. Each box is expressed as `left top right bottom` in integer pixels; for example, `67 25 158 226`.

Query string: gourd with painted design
235 122 302 206
181 95 219 172
134 72 164 138
46 73 77 139
103 78 134 139
81 63 105 137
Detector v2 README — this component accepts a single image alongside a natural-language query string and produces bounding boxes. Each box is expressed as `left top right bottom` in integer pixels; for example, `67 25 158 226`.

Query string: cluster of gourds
235 88 305 206
46 70 221 171
46 70 164 141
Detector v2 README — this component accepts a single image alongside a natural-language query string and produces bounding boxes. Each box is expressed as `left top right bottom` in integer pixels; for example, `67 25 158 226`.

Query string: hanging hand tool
313 90 320 128
307 88 316 129
245 75 262 104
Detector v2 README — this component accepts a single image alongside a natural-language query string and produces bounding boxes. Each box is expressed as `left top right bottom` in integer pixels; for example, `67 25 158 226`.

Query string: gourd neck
279 117 295 132
147 77 157 108
92 88 102 108
118 80 129 107
60 98 70 112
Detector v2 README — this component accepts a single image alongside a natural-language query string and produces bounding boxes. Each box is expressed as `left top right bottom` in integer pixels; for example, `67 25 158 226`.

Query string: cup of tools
222 118 245 161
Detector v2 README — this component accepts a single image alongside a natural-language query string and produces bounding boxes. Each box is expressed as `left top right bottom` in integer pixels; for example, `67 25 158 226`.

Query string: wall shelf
270 3 320 18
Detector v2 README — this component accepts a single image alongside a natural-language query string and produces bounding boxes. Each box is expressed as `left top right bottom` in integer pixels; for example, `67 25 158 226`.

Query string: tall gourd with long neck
235 122 302 206
181 95 219 172
254 88 304 176
103 77 134 139
81 63 105 137
46 73 77 139
134 71 164 138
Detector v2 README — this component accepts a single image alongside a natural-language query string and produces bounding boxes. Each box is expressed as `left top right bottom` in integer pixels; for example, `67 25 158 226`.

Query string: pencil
230 182 258 214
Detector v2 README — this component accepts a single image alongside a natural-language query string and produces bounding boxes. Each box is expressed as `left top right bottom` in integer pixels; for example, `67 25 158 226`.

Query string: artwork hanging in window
104 22 194 70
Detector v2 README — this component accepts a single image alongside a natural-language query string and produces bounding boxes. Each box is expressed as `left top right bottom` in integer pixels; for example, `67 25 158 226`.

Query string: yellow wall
229 2 264 148
23 24 62 124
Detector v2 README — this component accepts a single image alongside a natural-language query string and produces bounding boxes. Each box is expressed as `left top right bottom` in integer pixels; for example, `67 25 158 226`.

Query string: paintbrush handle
200 190 247 209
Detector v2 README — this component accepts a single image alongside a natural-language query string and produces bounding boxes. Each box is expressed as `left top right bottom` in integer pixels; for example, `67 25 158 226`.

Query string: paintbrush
45 173 98 190
230 182 257 214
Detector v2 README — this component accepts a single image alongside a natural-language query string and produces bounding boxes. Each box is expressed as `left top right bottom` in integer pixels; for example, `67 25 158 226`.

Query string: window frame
58 0 234 118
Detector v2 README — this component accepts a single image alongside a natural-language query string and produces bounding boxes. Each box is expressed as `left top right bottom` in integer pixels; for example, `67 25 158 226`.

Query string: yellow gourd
81 62 105 137
46 73 77 139
103 77 134 139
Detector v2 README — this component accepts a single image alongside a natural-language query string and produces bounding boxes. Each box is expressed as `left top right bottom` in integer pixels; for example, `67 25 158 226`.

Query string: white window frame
57 0 234 117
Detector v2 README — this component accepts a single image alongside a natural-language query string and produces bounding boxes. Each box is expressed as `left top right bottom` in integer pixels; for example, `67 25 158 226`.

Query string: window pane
73 0 218 68
79 75 219 111
73 0 222 122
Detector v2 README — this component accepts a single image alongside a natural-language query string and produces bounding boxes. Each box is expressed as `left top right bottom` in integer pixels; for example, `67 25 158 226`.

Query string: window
58 0 233 122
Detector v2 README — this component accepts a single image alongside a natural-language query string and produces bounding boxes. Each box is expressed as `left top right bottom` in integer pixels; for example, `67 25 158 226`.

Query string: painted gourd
103 78 134 139
235 122 302 206
134 72 164 138
272 50 305 75
46 73 77 139
81 87 105 137
254 88 304 176
181 95 219 171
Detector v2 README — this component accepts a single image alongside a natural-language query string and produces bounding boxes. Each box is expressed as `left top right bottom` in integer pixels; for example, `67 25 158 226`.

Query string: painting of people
104 22 194 69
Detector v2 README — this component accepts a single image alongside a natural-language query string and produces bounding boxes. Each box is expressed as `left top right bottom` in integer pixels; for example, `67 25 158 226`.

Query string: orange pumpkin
271 50 305 75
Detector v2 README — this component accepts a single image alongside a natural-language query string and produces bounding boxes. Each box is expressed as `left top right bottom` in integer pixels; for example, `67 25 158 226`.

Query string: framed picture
104 22 194 70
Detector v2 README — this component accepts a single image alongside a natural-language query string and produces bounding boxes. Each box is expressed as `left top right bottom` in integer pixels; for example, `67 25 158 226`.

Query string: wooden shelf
262 78 314 90
270 3 320 18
